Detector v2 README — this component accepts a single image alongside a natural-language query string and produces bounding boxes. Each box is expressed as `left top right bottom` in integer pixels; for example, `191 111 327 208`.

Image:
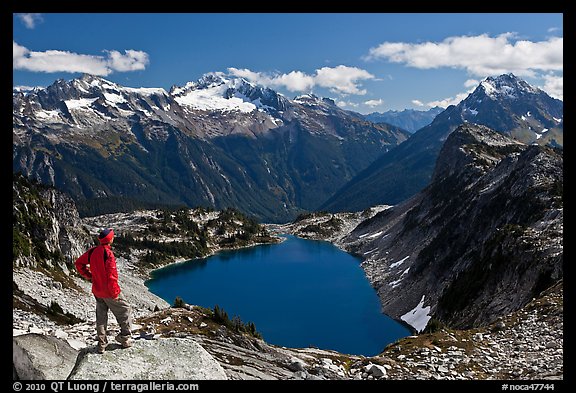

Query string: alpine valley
12 72 563 380
13 72 409 223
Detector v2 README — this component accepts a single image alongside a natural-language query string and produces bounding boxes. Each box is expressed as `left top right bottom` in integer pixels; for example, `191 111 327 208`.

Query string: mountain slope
363 107 443 133
13 73 409 223
340 123 563 330
321 74 563 213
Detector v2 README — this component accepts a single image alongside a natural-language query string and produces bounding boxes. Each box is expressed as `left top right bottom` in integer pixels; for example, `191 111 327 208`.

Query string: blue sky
13 13 563 113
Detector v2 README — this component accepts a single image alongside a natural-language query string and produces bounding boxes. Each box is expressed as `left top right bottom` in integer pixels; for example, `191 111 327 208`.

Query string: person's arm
74 248 94 281
104 249 121 299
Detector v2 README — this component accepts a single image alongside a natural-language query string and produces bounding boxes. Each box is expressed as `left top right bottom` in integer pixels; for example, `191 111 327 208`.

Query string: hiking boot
115 334 132 348
97 344 106 354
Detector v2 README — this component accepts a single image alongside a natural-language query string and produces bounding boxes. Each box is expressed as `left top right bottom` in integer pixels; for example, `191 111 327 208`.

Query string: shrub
423 318 444 334
173 296 186 308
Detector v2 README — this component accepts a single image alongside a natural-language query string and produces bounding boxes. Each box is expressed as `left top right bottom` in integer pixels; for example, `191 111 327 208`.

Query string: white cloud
336 100 359 108
228 65 374 96
17 13 43 29
273 71 316 92
106 50 149 72
13 41 149 76
541 74 563 100
464 79 479 88
13 41 29 59
315 66 374 95
364 98 383 108
547 27 561 33
366 33 563 77
413 79 478 109
424 92 471 108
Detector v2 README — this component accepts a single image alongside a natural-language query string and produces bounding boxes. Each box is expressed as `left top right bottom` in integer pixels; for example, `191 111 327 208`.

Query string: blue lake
145 235 410 356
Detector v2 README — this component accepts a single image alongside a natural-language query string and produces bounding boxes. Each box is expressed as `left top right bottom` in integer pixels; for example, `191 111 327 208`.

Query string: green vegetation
173 296 186 308
423 318 445 334
12 173 67 267
212 304 262 339
76 196 188 218
113 207 276 268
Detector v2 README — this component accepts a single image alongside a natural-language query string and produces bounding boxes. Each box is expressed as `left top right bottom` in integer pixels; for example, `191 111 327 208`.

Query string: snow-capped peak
479 73 540 100
57 74 166 98
170 72 284 114
13 85 44 95
293 93 337 107
294 93 320 104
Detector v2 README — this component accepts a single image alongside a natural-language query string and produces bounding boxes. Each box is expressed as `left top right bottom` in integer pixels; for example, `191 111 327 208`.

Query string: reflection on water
145 235 409 356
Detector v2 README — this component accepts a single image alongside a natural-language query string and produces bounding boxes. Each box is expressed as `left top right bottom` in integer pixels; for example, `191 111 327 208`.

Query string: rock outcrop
13 334 78 380
13 173 92 271
69 338 227 380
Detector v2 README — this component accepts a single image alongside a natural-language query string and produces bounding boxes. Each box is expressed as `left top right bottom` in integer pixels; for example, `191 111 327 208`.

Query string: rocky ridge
338 124 563 330
321 73 563 213
13 279 563 380
13 72 409 222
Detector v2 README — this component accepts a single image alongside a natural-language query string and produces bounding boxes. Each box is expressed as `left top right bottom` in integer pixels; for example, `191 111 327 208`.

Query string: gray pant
95 295 133 347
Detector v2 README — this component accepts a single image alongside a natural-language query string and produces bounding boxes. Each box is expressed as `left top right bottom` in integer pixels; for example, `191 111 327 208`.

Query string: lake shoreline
145 233 411 357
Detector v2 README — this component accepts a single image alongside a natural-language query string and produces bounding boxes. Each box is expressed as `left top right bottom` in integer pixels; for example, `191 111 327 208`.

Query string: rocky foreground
13 252 563 380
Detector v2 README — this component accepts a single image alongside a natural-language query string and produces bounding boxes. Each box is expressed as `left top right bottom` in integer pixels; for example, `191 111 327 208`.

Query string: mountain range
321 73 563 213
363 107 444 133
13 73 562 223
13 72 408 223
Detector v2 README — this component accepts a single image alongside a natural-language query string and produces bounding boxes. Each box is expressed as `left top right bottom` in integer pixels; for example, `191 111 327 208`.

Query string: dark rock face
321 73 563 213
342 124 563 330
13 74 409 223
12 173 93 271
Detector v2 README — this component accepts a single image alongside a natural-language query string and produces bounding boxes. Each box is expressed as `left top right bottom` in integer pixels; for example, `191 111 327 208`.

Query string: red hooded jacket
75 244 121 299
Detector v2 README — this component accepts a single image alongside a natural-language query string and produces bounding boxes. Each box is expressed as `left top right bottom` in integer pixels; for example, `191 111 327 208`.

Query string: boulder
69 338 227 380
365 363 387 378
13 333 79 380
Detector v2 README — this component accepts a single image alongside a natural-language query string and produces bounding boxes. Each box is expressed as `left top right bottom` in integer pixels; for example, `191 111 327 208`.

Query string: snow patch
103 92 127 104
363 248 378 255
541 128 549 133
65 98 98 109
35 110 61 120
389 267 410 288
400 295 431 333
390 256 409 269
553 117 562 123
121 87 167 96
360 230 384 239
174 83 257 113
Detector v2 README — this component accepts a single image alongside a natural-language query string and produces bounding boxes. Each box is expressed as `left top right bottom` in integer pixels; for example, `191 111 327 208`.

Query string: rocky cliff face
341 124 562 330
13 173 92 272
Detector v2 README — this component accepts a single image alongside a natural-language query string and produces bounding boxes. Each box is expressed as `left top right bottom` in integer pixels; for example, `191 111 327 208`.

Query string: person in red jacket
75 228 133 353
